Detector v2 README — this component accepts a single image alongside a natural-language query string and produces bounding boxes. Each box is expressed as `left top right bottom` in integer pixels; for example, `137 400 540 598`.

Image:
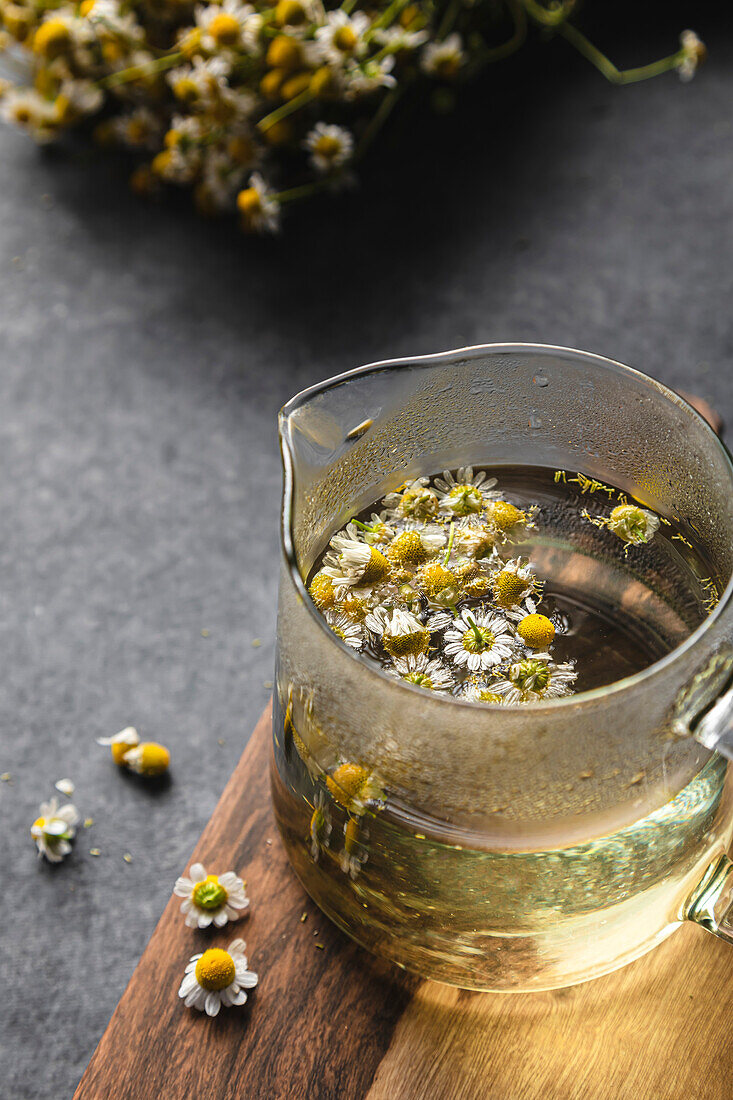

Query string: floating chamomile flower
387 527 445 568
416 562 460 607
365 606 430 657
454 559 492 598
388 653 454 692
308 792 332 861
607 504 660 546
382 478 439 521
435 467 498 516
340 817 368 879
443 608 517 672
517 613 555 650
96 726 140 764
31 797 80 862
323 535 391 591
453 519 495 560
326 762 385 815
308 571 336 611
493 657 577 704
346 514 395 546
324 609 364 649
490 557 539 609
487 500 537 541
461 681 509 705
178 938 258 1016
174 862 250 929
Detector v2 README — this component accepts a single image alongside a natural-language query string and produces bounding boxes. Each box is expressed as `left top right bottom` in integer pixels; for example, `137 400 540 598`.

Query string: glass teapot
272 343 733 991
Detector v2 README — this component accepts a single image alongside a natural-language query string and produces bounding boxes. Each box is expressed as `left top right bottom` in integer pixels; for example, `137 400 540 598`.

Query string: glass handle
693 682 733 762
684 853 733 945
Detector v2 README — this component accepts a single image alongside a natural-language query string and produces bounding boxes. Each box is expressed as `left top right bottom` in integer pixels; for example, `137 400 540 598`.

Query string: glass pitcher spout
685 852 733 945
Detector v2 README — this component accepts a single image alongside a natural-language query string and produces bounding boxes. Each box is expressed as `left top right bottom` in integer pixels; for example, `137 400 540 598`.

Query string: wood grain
74 704 733 1100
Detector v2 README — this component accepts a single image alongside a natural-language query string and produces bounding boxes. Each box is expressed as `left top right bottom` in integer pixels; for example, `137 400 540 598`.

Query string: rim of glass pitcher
279 342 733 710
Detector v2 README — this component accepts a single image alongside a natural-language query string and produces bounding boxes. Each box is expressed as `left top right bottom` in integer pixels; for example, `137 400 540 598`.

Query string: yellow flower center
208 12 240 44
327 762 369 809
172 77 199 103
111 740 134 765
137 742 170 775
490 501 527 531
434 55 460 79
517 613 555 650
195 949 235 991
383 627 430 658
339 593 367 619
276 0 306 26
478 690 502 703
237 187 262 216
388 531 427 568
360 547 390 585
404 671 433 689
314 134 342 160
493 570 528 607
419 563 458 604
33 19 70 58
309 572 335 610
32 816 46 833
266 34 301 71
192 874 228 911
79 0 95 14
334 25 357 52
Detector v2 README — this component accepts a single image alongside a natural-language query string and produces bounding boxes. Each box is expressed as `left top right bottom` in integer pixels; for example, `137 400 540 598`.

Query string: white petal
205 992 221 1017
189 862 206 881
218 872 240 890
174 879 193 897
237 970 258 989
55 779 75 796
213 910 228 927
228 938 247 954
179 974 198 996
228 988 248 1005
197 912 213 929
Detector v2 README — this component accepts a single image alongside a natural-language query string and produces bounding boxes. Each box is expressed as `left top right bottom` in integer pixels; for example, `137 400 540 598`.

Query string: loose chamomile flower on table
382 478 440 521
326 762 385 815
492 657 577 705
174 862 250 928
31 797 80 862
123 741 171 776
96 726 140 765
435 467 499 516
365 606 430 658
443 608 518 672
388 653 454 692
677 29 707 82
305 122 354 175
323 610 364 649
178 938 258 1016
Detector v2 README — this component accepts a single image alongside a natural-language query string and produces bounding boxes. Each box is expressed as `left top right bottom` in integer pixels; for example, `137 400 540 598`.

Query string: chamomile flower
308 792 332 861
372 25 428 52
453 558 493 598
324 609 364 649
517 613 555 650
178 938 258 1016
415 561 460 607
195 0 261 54
122 741 171 775
382 478 440 521
365 605 429 657
460 680 510 705
453 517 495 560
490 557 539 609
315 10 369 67
492 657 577 704
487 500 537 541
677 29 706 82
1 89 58 139
168 55 231 106
344 56 396 98
31 797 80 862
174 862 250 928
323 535 391 590
435 467 499 516
340 816 368 879
388 653 454 692
443 608 517 672
387 527 445 568
345 514 395 546
236 172 280 233
305 122 353 174
326 761 385 814
608 504 660 546
420 32 465 78
96 725 140 764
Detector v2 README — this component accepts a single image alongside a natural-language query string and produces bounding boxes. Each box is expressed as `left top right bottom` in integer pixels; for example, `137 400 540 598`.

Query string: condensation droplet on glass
533 373 549 387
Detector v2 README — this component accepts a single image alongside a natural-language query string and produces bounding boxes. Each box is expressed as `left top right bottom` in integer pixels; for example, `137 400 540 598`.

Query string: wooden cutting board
75 393 728 1100
74 703 733 1100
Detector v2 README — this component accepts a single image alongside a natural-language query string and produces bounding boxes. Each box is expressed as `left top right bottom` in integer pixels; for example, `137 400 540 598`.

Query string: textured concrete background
1 2 732 1096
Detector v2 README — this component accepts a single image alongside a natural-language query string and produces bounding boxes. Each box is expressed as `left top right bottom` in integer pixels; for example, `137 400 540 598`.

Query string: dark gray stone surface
2 4 732 1096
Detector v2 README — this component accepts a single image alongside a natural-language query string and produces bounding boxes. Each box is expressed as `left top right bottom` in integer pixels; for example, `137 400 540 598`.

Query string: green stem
355 85 401 160
100 51 182 89
521 0 575 28
477 0 527 65
273 178 331 204
368 0 409 37
437 0 462 41
257 87 314 132
443 522 455 566
558 23 684 85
